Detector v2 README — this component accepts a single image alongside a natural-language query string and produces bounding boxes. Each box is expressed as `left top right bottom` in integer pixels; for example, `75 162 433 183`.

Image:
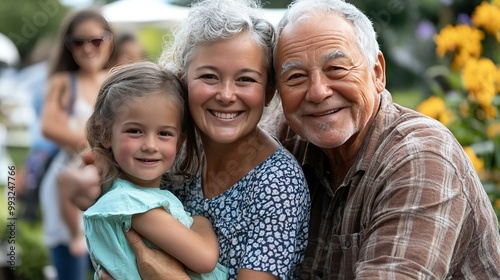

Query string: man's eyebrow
323 50 345 62
280 50 346 76
280 61 301 76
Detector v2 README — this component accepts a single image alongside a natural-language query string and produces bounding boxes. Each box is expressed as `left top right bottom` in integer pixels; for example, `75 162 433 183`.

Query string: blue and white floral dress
167 145 310 280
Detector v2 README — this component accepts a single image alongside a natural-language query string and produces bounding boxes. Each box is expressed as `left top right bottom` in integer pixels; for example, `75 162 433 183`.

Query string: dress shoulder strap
67 72 78 115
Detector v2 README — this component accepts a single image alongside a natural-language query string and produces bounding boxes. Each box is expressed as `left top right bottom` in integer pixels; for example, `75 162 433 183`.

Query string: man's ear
373 51 386 93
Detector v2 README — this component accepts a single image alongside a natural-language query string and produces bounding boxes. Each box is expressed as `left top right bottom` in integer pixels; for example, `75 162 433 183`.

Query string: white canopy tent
102 0 286 27
0 33 20 67
102 0 190 27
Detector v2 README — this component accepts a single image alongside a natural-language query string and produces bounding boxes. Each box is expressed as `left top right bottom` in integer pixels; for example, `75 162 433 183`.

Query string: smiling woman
185 33 268 146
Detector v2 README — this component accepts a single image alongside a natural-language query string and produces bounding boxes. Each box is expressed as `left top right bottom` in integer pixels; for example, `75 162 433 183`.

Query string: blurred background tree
0 0 68 66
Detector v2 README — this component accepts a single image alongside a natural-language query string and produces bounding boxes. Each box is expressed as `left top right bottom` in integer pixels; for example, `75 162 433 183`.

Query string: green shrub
15 221 49 280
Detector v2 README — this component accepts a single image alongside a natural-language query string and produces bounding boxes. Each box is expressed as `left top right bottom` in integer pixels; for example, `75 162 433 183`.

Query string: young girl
83 61 228 280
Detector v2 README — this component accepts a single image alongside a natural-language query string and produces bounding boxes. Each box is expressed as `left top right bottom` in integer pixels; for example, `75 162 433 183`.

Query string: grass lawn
7 146 29 167
391 89 423 110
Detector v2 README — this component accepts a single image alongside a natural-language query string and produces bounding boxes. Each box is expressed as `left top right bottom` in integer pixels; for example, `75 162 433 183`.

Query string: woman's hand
124 228 190 280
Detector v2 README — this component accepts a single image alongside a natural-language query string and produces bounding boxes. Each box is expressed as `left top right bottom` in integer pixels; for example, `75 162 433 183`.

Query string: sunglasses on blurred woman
66 33 112 49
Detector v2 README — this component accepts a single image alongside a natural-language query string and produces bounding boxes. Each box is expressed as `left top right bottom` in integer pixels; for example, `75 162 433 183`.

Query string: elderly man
273 0 500 279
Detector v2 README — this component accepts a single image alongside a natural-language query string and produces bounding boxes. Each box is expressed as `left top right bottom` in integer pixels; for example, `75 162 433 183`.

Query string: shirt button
345 240 351 248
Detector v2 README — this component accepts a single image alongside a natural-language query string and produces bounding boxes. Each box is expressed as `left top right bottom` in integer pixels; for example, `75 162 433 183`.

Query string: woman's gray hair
159 0 275 89
275 0 380 68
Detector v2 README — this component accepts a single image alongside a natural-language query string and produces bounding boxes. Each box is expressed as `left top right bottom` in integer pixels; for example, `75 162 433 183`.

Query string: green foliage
0 188 8 242
7 147 30 167
391 89 423 110
0 189 47 280
15 221 50 280
137 26 171 62
0 148 47 279
0 0 68 64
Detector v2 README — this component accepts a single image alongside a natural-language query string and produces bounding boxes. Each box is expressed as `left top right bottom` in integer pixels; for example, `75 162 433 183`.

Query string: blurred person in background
39 7 115 280
110 32 145 66
18 60 58 222
17 37 59 222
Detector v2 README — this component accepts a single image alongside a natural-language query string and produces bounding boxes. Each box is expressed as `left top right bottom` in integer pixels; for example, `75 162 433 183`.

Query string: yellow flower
434 24 484 69
462 57 498 107
482 104 498 119
432 1 500 177
434 25 458 57
438 109 455 126
464 146 485 172
472 1 500 35
495 198 500 209
417 96 446 119
487 122 500 138
457 27 484 57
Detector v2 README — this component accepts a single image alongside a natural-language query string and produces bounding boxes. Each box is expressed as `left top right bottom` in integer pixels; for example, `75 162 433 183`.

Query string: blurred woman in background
39 8 115 280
